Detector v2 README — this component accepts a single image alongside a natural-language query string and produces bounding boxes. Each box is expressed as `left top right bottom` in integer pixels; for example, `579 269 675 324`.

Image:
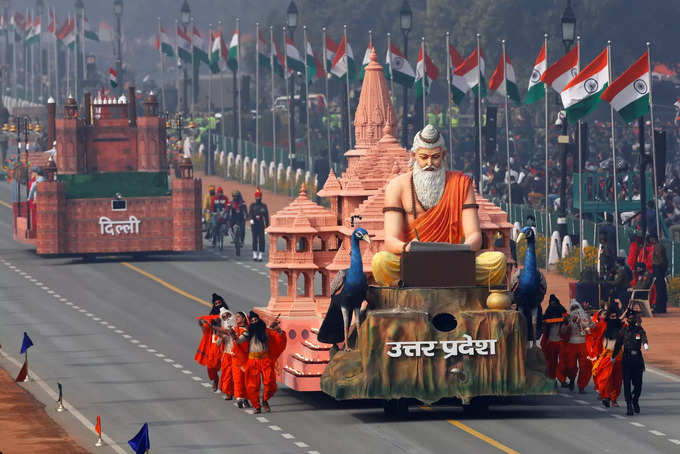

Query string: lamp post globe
114 0 123 16
561 0 576 52
181 0 191 26
399 0 412 147
74 0 83 15
35 0 44 15
400 0 412 33
286 1 298 34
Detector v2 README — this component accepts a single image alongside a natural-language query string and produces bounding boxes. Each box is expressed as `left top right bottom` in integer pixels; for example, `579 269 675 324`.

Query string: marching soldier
249 188 269 262
613 309 649 416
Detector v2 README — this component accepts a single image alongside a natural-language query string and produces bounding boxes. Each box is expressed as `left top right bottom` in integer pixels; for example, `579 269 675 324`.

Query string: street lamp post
557 0 576 238
399 0 412 147
113 0 123 96
1 0 8 72
180 0 191 113
36 0 44 103
74 0 84 101
286 1 298 170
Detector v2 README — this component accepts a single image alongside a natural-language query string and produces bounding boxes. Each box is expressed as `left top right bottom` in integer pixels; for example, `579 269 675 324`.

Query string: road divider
120 262 210 308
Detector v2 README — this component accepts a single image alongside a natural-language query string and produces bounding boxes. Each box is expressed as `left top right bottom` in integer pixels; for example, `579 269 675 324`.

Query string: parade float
11 89 202 256
255 51 554 412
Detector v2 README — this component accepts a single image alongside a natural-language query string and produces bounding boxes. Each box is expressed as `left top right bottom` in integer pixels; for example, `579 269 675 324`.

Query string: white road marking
256 416 269 423
308 451 321 454
155 353 165 358
46 290 55 294
130 339 139 344
295 442 310 448
114 330 124 334
191 376 202 381
281 433 295 439
51 294 61 298
0 350 127 454
201 383 212 388
139 344 148 349
181 370 192 375
72 305 80 309
172 364 183 368
591 406 606 412
611 414 626 420
669 439 680 445
650 430 666 436
575 400 588 405
92 317 101 321
647 366 680 383
122 334 131 339
630 422 645 427
106 325 116 330
65 302 74 306
147 349 157 353
164 358 175 363
60 298 69 302
85 313 93 317
269 425 282 431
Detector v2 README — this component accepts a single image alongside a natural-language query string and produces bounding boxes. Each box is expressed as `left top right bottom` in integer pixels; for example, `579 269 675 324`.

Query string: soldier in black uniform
249 188 269 261
613 309 649 416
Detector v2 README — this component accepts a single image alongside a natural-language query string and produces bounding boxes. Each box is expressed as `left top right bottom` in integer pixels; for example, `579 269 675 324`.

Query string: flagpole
31 18 36 102
208 24 213 175
236 17 242 159
255 22 260 184
73 8 78 101
387 33 394 101
218 22 225 160
38 13 42 102
476 33 483 194
66 14 70 97
647 41 660 238
24 8 28 101
421 37 426 130
190 17 196 115
158 19 165 112
607 40 619 253
270 25 277 193
54 10 59 104
283 25 292 175
544 33 550 267
577 35 583 274
12 19 17 99
323 27 331 173
502 39 512 217
303 25 311 173
445 32 452 172
344 24 351 150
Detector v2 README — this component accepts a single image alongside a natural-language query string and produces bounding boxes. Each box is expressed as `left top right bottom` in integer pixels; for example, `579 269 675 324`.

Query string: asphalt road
1 180 680 454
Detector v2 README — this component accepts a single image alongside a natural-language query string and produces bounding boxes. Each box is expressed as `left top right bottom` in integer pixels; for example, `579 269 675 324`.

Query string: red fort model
256 51 513 392
12 88 202 255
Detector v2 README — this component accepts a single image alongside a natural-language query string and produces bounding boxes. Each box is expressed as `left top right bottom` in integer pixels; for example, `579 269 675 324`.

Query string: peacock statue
511 226 547 347
317 226 370 350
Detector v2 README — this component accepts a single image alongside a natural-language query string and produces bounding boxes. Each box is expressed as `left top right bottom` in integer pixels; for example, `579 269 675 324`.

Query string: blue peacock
511 226 547 346
317 227 370 350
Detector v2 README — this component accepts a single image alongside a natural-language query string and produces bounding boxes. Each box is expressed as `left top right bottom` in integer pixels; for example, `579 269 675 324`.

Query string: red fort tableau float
255 51 554 413
12 88 202 256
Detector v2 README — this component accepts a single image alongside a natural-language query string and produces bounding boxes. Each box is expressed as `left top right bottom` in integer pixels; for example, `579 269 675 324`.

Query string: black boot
568 379 575 391
633 400 640 414
602 398 611 408
626 402 634 416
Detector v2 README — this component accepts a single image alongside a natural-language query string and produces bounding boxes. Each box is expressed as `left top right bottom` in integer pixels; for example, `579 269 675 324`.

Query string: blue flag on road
128 423 150 454
20 332 33 354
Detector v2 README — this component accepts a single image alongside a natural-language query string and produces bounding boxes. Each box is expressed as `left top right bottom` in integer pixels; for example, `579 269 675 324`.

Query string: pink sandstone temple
256 50 513 392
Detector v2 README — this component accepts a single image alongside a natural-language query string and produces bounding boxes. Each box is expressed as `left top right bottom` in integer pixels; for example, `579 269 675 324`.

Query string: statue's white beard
413 162 446 210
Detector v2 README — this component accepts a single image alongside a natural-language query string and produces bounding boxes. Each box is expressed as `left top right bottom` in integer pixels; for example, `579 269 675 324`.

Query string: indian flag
48 8 56 35
177 25 192 63
601 50 651 123
60 17 76 50
209 29 222 73
226 26 238 72
385 43 415 87
192 26 209 65
25 17 40 46
454 47 485 101
324 35 338 73
330 34 355 81
414 43 439 98
526 43 546 105
84 17 99 41
305 36 324 82
359 44 372 81
156 25 174 58
285 35 304 73
489 53 521 104
258 30 269 69
541 43 578 94
561 47 609 123
272 38 286 79
109 67 118 88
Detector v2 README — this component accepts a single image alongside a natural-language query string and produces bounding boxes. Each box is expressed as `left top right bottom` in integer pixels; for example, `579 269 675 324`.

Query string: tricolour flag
324 35 338 73
226 26 238 72
359 44 372 81
258 30 269 69
541 43 578 94
109 67 118 88
48 8 56 35
156 25 174 58
489 53 521 104
385 43 415 87
526 43 546 105
561 47 609 123
330 34 355 81
285 35 304 73
177 25 192 62
453 47 486 102
192 26 209 65
305 36 324 82
272 38 286 79
414 43 439 98
58 17 76 49
25 17 40 46
209 29 222 73
84 17 99 41
601 50 650 123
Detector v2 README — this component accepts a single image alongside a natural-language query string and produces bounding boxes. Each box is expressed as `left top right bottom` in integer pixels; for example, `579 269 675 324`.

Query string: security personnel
249 188 269 261
203 185 216 239
613 310 649 416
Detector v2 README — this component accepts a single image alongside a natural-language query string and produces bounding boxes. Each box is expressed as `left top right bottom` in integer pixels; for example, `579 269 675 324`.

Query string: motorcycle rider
228 190 248 245
210 187 229 246
203 185 216 239
249 188 269 261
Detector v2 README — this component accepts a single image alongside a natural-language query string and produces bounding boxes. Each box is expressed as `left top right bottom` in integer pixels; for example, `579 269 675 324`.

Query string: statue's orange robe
406 171 472 243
